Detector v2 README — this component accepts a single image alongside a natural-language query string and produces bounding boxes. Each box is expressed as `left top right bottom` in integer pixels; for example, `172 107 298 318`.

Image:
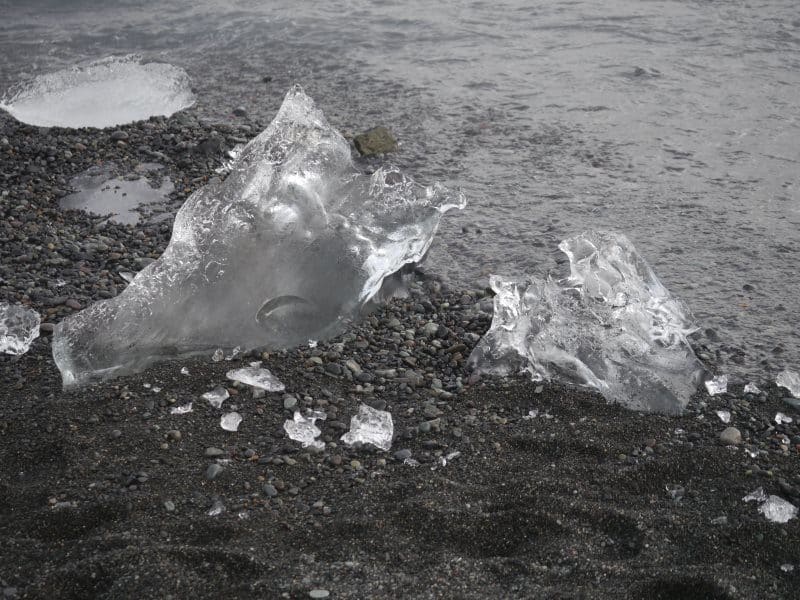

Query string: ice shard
340 404 394 451
0 304 41 356
226 363 284 392
0 55 195 128
201 386 229 409
705 375 728 396
283 410 327 450
52 85 465 387
468 231 705 413
776 370 800 398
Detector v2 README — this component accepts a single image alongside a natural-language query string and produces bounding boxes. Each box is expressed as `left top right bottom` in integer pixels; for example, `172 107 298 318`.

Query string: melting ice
283 410 327 450
0 55 195 128
226 364 284 392
0 304 40 356
52 85 464 387
220 412 242 432
744 488 798 523
202 386 230 409
340 404 394 451
776 370 800 398
468 231 704 413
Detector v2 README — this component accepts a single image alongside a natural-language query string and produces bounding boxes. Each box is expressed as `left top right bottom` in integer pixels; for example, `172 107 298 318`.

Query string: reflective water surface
1 0 798 379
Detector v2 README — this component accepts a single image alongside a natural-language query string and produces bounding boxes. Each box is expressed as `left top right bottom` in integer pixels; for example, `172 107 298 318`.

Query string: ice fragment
211 349 224 362
468 231 704 413
775 412 793 425
220 412 242 432
340 404 394 451
744 382 761 395
781 564 795 573
705 375 728 396
52 85 464 387
207 500 225 516
283 410 327 450
180 367 190 376
743 488 768 503
0 55 195 128
226 364 284 392
0 303 40 356
716 410 731 424
170 402 193 415
759 496 798 523
776 370 800 398
202 386 230 409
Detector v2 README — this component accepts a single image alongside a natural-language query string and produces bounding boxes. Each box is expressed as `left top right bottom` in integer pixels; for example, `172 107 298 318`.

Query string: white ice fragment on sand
743 488 797 523
51 85 464 388
781 564 795 573
705 375 728 396
340 404 394 451
202 386 230 409
468 231 704 413
283 410 327 450
0 303 40 356
308 340 318 348
208 500 225 516
226 365 284 392
776 370 800 398
211 349 224 363
403 458 420 467
220 412 242 432
775 412 793 425
225 346 241 361
0 55 195 128
180 367 190 376
744 382 761 395
716 410 731 424
522 409 539 420
170 402 193 415
759 496 798 524
743 488 768 503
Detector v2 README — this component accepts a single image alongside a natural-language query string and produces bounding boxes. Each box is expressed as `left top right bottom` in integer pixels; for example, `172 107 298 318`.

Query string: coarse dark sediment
1 108 799 599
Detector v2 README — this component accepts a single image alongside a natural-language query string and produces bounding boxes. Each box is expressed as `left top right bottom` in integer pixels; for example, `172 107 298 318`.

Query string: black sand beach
1 109 799 599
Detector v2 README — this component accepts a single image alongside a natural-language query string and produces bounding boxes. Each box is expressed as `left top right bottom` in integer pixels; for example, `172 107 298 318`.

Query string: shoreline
1 108 799 598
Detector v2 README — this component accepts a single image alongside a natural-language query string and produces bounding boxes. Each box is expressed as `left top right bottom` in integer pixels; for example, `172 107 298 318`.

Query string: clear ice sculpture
0 304 41 356
340 404 394 451
0 55 195 128
776 370 800 398
468 231 705 413
52 85 465 387
283 410 327 450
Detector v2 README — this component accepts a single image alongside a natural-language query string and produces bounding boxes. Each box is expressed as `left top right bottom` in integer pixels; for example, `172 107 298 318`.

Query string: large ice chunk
0 304 41 356
468 231 704 413
52 85 464 387
0 55 195 128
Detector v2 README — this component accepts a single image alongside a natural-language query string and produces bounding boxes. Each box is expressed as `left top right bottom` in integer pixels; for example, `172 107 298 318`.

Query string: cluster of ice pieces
468 231 705 413
52 85 464 388
743 488 798 523
0 55 196 128
0 304 40 356
283 403 394 452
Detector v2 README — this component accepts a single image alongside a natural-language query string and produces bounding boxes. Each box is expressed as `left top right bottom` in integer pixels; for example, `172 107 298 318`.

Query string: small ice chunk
0 304 41 355
776 370 800 398
0 55 195 128
705 375 728 396
283 410 327 450
220 412 242 432
468 231 704 414
202 386 230 409
523 409 539 420
340 404 394 451
403 457 420 467
716 410 731 424
180 367 190 376
211 349 224 362
744 382 761 395
743 487 768 503
226 365 284 392
207 500 225 516
225 346 241 361
759 496 798 523
170 402 193 414
308 340 318 348
775 412 793 425
781 564 795 573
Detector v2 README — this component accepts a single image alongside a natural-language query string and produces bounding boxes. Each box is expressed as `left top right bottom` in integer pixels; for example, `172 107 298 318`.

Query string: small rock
262 484 278 497
353 126 397 156
164 500 176 512
166 429 182 442
393 448 413 461
309 591 330 599
205 463 224 480
205 447 225 457
719 427 742 445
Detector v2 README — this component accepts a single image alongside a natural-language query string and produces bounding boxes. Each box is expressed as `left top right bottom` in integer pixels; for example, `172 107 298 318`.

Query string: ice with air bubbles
0 55 195 128
0 304 40 356
468 231 705 413
51 85 465 387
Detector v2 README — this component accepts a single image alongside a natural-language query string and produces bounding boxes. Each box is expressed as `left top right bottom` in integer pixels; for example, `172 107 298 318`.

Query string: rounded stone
719 427 742 445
